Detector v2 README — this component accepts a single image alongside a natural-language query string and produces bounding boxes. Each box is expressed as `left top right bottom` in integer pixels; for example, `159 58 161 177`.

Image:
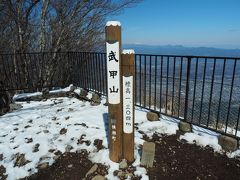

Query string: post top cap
122 49 135 54
106 21 121 27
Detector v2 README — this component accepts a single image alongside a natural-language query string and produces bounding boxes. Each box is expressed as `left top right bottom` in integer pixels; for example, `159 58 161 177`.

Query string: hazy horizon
113 0 240 49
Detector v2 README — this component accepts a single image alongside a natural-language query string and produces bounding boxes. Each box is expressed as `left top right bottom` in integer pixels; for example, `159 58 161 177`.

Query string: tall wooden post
122 50 135 163
105 21 123 162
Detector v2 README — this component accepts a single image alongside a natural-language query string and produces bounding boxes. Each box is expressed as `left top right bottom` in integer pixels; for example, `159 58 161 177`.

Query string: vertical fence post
122 50 135 163
184 57 191 121
105 21 123 162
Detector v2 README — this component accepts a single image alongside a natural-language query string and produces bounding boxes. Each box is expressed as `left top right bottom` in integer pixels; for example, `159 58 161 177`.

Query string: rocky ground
1 132 237 180
0 87 240 180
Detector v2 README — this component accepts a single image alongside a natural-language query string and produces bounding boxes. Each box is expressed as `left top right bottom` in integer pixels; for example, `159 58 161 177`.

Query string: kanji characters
108 51 118 62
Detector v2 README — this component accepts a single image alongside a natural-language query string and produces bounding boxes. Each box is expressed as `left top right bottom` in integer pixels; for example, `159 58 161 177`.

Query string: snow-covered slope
0 88 239 180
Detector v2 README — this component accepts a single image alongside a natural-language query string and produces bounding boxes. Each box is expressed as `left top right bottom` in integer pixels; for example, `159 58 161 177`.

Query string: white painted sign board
106 42 120 104
123 76 133 133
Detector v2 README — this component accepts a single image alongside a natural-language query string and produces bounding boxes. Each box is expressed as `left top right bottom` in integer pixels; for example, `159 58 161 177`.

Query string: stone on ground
179 121 192 133
80 89 89 100
92 175 105 180
37 162 49 170
119 159 128 170
85 164 98 177
140 142 155 168
218 135 238 152
146 112 159 121
9 103 23 112
69 85 76 92
91 93 101 103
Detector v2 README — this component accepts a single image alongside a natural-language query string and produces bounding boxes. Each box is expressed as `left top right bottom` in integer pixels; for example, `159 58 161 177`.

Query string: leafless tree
0 0 142 89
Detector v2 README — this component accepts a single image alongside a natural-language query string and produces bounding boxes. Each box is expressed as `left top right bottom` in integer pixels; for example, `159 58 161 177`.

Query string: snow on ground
0 87 240 180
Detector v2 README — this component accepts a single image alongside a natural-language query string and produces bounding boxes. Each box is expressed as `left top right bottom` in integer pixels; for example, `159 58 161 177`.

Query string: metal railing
0 52 74 91
74 52 240 139
134 54 240 139
1 52 240 139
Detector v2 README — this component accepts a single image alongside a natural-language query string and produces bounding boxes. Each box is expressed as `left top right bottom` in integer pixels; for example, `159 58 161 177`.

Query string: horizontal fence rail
134 54 240 139
0 52 75 91
1 51 240 139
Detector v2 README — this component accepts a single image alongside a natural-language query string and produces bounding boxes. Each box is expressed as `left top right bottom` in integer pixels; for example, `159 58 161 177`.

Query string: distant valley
123 44 240 57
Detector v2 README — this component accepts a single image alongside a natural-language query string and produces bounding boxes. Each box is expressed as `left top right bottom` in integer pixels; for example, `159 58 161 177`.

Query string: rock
91 93 101 103
85 164 98 177
68 108 74 112
14 153 28 167
0 154 3 161
76 149 88 155
179 121 192 133
60 128 67 135
91 102 101 106
65 145 73 152
25 138 33 143
218 135 238 152
146 112 159 121
125 172 134 178
68 164 73 168
39 155 51 162
52 117 57 121
80 89 89 100
43 130 49 133
113 170 120 176
69 85 76 92
117 171 126 178
119 159 128 170
92 175 105 180
32 144 40 152
93 139 103 150
53 155 60 160
48 149 55 153
31 95 43 101
140 142 155 168
0 91 10 115
24 125 31 129
42 88 49 95
117 171 133 179
85 140 91 146
54 150 62 156
37 162 49 170
9 103 23 112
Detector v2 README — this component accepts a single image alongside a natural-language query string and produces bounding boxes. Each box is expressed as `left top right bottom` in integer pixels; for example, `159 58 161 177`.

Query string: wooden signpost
122 51 135 163
106 21 135 163
106 21 123 162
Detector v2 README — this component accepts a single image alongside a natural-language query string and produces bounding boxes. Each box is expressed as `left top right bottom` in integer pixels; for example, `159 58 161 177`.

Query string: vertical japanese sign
106 42 120 104
123 76 133 133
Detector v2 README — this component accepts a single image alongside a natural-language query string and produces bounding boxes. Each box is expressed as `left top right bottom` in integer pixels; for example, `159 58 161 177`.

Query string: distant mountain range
123 44 240 57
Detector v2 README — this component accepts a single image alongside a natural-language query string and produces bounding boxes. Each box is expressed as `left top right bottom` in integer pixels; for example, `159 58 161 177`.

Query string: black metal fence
1 52 240 139
134 54 240 138
0 52 74 91
74 52 240 139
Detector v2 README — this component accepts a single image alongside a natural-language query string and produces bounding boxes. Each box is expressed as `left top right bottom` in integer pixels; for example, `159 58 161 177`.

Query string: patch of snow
13 92 42 101
106 21 121 26
122 49 135 54
227 149 240 158
1 87 240 180
137 111 179 137
179 132 222 152
73 88 81 95
49 84 74 94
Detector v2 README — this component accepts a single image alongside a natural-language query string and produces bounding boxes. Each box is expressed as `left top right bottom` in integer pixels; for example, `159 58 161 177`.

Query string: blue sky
112 0 240 49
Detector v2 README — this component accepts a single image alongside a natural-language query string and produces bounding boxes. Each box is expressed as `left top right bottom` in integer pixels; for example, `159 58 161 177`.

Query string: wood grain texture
121 53 135 163
105 25 123 162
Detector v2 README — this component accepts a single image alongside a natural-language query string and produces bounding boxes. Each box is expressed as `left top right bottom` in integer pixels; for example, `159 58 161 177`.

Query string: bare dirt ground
146 133 240 180
1 133 238 180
